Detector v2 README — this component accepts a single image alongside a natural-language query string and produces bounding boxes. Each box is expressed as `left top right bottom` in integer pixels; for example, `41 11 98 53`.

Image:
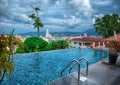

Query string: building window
79 43 81 45
74 42 77 44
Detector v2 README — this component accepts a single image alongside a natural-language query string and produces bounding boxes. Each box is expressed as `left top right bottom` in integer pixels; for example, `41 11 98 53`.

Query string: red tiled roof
71 38 82 41
71 37 103 42
71 34 120 42
103 34 120 41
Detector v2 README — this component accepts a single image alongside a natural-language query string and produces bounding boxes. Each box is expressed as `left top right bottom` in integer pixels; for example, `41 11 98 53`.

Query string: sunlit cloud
0 0 120 34
93 0 111 6
69 0 94 18
64 16 81 26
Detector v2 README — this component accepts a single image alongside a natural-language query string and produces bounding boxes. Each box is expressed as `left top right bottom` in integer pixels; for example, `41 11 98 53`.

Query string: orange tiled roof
71 37 103 42
103 34 120 41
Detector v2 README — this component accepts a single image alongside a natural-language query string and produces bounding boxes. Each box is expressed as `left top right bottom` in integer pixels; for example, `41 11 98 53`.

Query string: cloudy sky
0 0 120 34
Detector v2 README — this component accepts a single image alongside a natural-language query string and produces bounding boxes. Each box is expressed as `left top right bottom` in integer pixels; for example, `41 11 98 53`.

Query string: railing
60 59 80 82
69 58 88 78
60 58 89 82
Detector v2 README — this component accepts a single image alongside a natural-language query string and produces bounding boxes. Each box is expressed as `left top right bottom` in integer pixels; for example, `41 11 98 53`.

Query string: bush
16 43 24 53
16 37 70 53
43 44 52 51
24 37 48 52
50 40 69 50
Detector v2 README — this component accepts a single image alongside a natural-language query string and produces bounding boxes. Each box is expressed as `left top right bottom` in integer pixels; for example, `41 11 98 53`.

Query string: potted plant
106 40 120 64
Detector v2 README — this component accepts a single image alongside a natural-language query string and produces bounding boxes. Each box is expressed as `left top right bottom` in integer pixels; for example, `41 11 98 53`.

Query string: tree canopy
24 37 48 52
16 38 70 53
50 40 69 50
94 14 120 38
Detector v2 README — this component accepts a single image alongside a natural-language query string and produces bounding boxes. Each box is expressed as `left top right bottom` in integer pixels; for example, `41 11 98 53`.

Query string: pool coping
46 56 120 85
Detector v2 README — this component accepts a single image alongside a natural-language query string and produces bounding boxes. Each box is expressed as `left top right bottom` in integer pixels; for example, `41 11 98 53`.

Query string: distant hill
83 28 100 37
20 29 100 37
51 31 82 37
20 31 46 36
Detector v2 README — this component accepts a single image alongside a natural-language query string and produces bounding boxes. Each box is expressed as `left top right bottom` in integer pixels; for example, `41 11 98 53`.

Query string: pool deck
46 56 120 85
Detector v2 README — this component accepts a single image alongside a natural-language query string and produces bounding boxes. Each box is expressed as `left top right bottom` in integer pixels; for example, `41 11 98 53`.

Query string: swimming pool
2 48 108 85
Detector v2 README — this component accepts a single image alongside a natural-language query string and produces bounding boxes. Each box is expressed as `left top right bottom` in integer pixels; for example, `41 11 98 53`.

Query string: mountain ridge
19 29 100 37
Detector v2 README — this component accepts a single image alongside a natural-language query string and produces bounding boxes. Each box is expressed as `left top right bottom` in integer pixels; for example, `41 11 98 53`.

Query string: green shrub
16 47 21 53
16 37 69 53
16 43 24 53
43 44 52 51
24 37 48 52
50 40 69 50
50 40 59 50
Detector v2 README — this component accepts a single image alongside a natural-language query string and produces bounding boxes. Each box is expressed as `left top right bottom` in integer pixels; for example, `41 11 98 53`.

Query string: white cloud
44 24 66 32
21 14 31 21
0 21 36 34
46 18 64 25
63 14 67 18
55 0 66 7
75 12 79 16
93 0 111 6
55 0 61 6
94 13 104 18
0 0 119 34
43 0 49 4
69 0 94 18
0 22 31 28
12 13 30 23
92 19 95 24
64 15 80 26
46 16 80 26
0 22 14 26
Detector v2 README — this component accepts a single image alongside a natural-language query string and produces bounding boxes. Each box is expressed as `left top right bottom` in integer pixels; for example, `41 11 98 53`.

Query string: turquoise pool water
2 48 108 85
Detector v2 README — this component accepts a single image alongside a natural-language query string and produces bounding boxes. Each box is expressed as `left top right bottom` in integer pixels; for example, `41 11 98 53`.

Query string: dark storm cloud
0 0 12 19
0 0 120 34
0 0 30 24
113 0 120 7
91 0 120 14
111 0 120 13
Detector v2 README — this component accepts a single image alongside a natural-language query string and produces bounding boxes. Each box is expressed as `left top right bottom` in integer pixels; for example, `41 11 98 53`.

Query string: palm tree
0 34 14 84
29 7 44 37
0 30 22 84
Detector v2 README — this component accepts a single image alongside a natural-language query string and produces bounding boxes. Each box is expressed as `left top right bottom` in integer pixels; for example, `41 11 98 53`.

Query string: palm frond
29 14 36 19
34 7 40 11
4 61 14 74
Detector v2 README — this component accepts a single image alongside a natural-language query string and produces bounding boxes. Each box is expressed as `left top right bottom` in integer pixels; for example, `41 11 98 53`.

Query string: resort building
70 34 120 48
70 37 103 48
103 34 120 41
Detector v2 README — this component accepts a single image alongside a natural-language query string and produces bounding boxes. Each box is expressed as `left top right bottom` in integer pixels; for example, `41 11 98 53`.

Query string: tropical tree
94 14 120 38
50 40 69 50
29 7 44 37
0 34 13 84
24 37 48 52
0 30 21 84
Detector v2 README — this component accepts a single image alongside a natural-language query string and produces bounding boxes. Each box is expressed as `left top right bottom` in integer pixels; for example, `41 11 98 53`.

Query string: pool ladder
60 58 89 82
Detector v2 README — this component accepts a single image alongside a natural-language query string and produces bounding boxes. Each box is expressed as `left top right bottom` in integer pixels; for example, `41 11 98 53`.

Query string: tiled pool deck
46 56 120 85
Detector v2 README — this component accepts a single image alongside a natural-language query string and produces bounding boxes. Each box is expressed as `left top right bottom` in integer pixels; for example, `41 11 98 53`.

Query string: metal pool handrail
60 59 80 82
69 58 89 78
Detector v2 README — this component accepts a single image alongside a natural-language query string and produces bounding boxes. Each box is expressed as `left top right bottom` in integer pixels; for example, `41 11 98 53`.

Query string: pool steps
60 58 89 82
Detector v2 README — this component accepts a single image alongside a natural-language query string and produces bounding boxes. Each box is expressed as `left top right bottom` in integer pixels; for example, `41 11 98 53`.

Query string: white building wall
70 41 79 48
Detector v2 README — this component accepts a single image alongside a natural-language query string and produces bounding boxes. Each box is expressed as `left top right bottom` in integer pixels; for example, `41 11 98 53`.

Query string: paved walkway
46 57 120 85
